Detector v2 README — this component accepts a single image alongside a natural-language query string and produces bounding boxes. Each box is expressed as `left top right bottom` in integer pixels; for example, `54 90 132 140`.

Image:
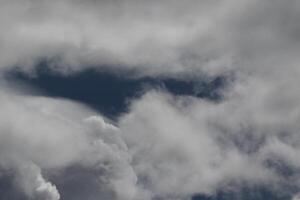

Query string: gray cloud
0 0 299 77
0 88 143 200
15 163 60 200
0 0 300 199
0 0 284 76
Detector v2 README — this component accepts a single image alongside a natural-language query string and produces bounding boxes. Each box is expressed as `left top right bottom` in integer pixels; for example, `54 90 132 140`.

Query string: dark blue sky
6 68 227 119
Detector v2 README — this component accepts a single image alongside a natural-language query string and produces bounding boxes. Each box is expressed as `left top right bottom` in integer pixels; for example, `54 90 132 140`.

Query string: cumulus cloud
16 163 60 200
2 82 300 199
118 90 293 199
0 87 143 199
0 0 300 199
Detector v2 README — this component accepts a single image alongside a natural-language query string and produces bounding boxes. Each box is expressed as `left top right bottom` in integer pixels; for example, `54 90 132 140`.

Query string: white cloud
0 88 144 200
119 91 279 198
3 78 300 199
0 0 300 199
0 0 298 77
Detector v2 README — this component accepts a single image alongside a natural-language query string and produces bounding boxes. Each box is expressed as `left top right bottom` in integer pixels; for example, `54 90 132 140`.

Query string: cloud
0 0 297 77
0 0 227 75
0 87 144 200
0 0 298 78
293 194 300 200
0 0 300 199
119 91 278 199
16 163 60 200
4 73 300 199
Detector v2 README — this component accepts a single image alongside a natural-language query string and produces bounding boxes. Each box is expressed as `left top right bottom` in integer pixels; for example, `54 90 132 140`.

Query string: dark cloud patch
48 166 115 200
0 171 27 200
192 185 293 200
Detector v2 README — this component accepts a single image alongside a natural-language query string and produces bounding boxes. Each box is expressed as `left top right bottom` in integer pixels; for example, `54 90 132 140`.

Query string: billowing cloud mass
0 0 300 199
1 0 298 77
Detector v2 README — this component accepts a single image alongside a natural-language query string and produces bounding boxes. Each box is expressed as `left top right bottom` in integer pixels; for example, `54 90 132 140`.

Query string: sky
1 0 300 200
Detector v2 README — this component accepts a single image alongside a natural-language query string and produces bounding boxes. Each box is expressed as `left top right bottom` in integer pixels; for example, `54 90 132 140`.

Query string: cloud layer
0 0 300 199
0 0 297 77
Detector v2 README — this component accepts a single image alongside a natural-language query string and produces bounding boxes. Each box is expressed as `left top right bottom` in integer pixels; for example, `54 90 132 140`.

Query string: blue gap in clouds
6 67 228 119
